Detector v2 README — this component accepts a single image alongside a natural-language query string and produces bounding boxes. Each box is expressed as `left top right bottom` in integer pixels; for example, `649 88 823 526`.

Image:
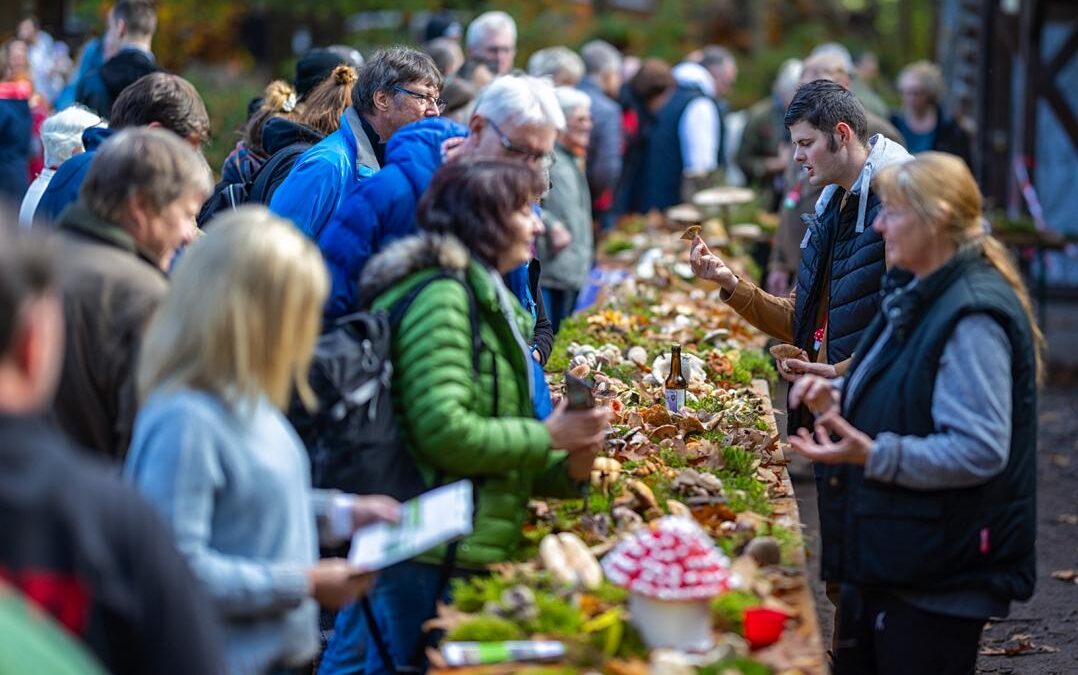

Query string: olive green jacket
359 233 581 566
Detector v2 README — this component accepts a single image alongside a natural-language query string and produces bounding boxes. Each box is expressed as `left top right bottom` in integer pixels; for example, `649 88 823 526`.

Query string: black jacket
76 48 161 118
0 414 225 674
819 250 1037 600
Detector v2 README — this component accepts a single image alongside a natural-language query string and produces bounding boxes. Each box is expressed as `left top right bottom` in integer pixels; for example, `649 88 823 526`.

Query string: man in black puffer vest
690 80 911 420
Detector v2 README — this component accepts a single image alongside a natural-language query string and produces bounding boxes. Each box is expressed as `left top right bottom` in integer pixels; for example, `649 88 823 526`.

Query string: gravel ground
781 383 1078 674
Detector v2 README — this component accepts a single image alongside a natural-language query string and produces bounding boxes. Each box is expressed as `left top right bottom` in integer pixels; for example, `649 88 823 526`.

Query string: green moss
446 615 525 642
450 575 513 613
699 656 773 675
601 237 636 256
657 446 689 469
767 523 804 566
721 445 757 476
524 592 585 635
709 589 762 634
754 417 770 431
715 471 772 515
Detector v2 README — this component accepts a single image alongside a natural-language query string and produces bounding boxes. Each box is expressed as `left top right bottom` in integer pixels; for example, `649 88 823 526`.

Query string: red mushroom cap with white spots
601 516 733 601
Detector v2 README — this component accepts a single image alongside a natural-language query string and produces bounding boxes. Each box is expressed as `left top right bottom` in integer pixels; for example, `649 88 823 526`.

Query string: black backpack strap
247 141 311 204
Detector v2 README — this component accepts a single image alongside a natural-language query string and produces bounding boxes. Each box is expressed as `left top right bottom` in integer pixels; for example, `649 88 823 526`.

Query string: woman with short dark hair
351 159 610 675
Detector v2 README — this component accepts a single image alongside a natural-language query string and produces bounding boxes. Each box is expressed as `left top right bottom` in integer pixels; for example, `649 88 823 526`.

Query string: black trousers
833 585 986 675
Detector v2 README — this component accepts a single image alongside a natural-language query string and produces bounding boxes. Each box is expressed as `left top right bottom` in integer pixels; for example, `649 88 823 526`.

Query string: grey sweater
125 388 323 674
844 305 1014 619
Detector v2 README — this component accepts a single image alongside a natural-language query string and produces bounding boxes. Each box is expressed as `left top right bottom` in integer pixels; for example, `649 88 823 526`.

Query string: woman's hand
689 236 738 294
351 495 401 529
308 559 377 609
778 358 837 383
788 374 840 415
565 445 599 482
545 399 610 453
787 411 873 465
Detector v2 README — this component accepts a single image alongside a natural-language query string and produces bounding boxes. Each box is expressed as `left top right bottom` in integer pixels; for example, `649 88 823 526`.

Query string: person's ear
124 193 151 234
835 122 854 146
468 114 484 136
115 18 127 40
372 88 392 113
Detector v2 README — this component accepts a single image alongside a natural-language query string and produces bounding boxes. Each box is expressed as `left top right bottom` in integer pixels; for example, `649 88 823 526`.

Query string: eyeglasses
392 85 446 113
486 119 556 169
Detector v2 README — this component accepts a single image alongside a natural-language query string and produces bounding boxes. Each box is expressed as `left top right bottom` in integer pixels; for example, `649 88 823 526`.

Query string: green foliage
716 471 772 515
721 445 757 476
450 575 513 613
699 656 773 675
709 589 763 634
729 348 776 386
446 615 525 642
657 446 689 469
525 592 585 636
767 523 804 566
601 237 636 256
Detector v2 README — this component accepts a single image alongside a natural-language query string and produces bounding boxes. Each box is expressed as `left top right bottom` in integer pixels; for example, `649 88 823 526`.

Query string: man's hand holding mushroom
689 235 738 294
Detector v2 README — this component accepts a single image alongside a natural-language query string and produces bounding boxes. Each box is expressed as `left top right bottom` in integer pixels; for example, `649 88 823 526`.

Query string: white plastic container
628 593 714 652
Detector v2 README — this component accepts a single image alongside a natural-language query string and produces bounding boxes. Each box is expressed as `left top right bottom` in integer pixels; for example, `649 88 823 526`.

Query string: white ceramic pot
628 592 714 652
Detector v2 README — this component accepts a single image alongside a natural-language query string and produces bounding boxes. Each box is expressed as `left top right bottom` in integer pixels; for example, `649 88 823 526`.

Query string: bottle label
665 388 686 412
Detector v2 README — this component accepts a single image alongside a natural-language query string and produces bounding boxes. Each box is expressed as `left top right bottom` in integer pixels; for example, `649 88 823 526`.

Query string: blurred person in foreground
50 128 212 460
787 152 1040 675
353 159 609 674
125 208 400 674
538 86 594 333
0 221 224 675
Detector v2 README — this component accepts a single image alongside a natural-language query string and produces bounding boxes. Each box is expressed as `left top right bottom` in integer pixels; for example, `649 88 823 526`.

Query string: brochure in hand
348 480 474 572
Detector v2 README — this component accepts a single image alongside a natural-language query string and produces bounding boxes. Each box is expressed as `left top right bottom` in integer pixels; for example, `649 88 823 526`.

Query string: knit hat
294 49 346 100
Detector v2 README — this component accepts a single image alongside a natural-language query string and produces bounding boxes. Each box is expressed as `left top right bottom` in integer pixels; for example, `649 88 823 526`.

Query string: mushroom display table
427 224 825 674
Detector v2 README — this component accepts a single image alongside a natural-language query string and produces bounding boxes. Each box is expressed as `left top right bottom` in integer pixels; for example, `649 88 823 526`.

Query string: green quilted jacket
359 233 581 566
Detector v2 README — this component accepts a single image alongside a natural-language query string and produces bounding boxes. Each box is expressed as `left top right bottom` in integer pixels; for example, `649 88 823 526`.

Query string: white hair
554 86 591 119
474 75 566 131
581 40 621 77
41 105 105 168
773 58 803 98
527 47 585 86
810 42 855 78
465 11 516 50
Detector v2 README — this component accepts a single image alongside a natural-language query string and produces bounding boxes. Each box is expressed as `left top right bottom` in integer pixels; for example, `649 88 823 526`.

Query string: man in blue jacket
34 73 209 225
269 47 443 239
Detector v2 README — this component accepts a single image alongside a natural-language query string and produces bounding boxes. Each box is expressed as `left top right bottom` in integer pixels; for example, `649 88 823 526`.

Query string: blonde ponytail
977 236 1046 384
242 80 299 156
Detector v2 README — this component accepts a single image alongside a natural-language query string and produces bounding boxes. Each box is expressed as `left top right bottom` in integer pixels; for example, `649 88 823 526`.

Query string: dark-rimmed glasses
392 85 447 113
485 118 555 169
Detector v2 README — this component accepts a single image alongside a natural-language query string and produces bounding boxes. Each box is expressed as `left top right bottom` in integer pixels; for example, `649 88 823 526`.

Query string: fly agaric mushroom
601 517 734 652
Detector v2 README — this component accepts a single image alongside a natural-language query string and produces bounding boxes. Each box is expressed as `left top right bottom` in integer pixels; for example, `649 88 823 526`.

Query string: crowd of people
1 3 1036 675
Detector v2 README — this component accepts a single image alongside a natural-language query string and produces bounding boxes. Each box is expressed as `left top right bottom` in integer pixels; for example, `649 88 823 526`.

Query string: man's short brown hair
112 0 157 41
110 72 210 144
80 128 212 225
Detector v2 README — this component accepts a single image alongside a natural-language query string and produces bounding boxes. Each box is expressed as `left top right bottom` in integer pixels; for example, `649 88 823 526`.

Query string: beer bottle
664 344 688 412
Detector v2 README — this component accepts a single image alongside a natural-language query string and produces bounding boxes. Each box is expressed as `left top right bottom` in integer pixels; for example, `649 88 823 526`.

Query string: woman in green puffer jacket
353 158 610 674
